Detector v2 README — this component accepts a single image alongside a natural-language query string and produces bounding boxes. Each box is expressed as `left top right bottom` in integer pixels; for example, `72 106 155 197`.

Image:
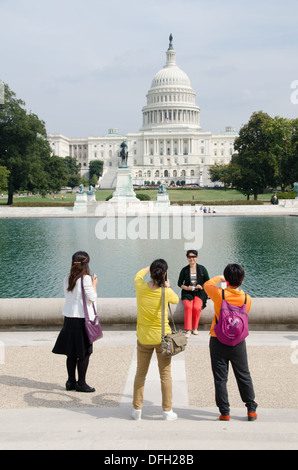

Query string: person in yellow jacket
204 264 258 422
132 259 179 421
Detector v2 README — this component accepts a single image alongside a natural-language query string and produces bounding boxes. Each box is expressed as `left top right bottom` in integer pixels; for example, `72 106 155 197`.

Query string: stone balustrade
0 297 297 329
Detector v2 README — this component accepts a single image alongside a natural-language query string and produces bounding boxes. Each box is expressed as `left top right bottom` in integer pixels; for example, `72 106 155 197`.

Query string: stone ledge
0 298 297 327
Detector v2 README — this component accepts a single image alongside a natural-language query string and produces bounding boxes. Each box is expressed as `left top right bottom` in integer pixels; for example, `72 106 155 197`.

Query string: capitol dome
141 35 201 131
151 66 192 88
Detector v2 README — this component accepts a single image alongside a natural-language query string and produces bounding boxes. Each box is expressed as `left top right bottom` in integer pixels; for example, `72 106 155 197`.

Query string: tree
209 159 256 199
42 154 67 192
63 156 81 176
266 116 298 190
233 111 276 199
90 174 99 186
0 83 52 204
61 156 81 188
67 174 81 189
289 118 298 183
89 160 103 182
209 163 233 189
0 166 10 193
210 112 298 197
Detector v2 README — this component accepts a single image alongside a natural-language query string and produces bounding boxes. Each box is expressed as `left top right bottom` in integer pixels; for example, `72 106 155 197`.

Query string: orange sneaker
219 414 230 421
247 412 257 421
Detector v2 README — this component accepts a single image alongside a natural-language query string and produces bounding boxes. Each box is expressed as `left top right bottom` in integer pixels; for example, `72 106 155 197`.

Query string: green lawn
0 188 273 205
135 188 272 202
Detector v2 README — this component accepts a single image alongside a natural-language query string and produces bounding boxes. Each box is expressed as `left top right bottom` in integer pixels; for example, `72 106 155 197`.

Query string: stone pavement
0 328 298 450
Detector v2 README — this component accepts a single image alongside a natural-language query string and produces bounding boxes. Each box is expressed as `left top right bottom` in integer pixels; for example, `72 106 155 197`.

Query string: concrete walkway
0 202 297 218
0 329 297 450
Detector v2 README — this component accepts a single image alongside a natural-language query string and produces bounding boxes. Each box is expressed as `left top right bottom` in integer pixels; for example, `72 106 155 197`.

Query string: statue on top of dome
119 140 128 168
168 33 174 50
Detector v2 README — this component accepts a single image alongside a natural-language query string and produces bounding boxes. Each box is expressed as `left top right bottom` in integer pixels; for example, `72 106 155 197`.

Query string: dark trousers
209 336 257 416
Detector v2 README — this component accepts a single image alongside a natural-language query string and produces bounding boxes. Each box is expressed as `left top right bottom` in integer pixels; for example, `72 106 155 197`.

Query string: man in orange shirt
204 264 258 421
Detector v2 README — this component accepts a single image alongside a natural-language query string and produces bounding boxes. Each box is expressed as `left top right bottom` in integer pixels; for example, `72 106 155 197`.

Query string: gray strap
168 304 177 333
161 287 177 339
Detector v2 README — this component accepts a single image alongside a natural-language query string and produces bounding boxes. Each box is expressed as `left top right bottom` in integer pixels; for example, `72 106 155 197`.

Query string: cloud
1 0 297 136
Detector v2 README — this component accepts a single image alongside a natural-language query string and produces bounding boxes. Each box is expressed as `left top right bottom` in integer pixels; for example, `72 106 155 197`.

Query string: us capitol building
48 35 237 188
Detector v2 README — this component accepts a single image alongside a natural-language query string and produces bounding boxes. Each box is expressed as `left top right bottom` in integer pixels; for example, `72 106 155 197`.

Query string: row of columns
143 138 194 156
143 109 200 126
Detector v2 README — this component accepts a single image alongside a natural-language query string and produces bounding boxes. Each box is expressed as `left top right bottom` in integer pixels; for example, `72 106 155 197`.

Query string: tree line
1 85 297 204
209 111 298 199
0 84 103 204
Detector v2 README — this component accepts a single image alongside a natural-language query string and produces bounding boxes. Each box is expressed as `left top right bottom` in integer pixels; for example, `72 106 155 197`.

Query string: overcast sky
1 0 297 138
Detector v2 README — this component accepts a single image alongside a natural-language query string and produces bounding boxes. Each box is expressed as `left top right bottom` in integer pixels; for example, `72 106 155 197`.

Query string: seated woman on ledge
177 249 209 338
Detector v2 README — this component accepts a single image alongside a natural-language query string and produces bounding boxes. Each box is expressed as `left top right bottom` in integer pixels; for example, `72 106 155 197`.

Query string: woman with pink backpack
204 264 258 422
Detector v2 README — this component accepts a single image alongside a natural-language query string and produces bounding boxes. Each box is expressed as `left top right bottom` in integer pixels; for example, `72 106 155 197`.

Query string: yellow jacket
135 269 179 345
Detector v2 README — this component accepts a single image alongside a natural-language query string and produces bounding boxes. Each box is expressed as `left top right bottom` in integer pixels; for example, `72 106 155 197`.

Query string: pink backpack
214 289 249 346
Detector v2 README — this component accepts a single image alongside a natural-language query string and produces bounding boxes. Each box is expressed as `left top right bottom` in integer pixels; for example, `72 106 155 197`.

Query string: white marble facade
47 36 237 188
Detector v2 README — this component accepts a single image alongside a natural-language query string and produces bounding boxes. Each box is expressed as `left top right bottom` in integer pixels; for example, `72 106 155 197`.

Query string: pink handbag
81 278 103 343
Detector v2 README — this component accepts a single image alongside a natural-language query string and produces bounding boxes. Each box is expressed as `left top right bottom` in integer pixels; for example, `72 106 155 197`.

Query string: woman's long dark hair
67 251 91 292
150 259 168 287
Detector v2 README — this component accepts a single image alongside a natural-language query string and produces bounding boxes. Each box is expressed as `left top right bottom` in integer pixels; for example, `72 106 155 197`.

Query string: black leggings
209 336 257 415
66 355 90 385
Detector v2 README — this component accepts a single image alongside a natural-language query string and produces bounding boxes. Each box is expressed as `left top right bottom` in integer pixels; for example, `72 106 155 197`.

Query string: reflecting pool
0 216 297 298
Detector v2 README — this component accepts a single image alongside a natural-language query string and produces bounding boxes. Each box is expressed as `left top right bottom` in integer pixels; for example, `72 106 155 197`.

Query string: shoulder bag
160 287 187 356
81 277 103 343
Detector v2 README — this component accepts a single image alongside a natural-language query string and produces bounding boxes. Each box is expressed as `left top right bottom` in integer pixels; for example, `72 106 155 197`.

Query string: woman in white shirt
52 251 98 392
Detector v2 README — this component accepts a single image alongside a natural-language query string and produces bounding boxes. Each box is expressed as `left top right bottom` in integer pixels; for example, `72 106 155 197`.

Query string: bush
106 193 150 201
136 193 151 201
271 191 295 204
11 201 74 207
171 200 264 206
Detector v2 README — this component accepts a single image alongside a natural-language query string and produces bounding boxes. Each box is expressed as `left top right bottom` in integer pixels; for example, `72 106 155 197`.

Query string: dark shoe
66 381 76 391
75 383 95 393
247 412 258 421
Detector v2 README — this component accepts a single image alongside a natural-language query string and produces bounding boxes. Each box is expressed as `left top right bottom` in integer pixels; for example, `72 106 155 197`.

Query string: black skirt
52 317 93 359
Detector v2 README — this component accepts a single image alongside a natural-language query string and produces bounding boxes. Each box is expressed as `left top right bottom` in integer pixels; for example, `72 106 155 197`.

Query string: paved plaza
0 328 297 450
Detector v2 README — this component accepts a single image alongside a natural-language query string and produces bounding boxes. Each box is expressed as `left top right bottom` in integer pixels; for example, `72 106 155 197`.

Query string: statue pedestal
157 192 169 203
281 198 298 208
155 192 170 212
87 193 96 202
73 192 87 211
110 167 139 202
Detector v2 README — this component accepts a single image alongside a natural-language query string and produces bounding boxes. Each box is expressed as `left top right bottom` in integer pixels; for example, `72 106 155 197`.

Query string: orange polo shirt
204 276 252 337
